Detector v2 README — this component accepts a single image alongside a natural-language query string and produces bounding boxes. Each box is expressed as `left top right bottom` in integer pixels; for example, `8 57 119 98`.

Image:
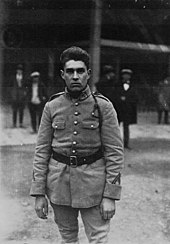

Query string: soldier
30 46 124 244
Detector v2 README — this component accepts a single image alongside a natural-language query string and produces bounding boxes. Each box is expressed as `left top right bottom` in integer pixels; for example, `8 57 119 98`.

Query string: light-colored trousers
51 203 110 244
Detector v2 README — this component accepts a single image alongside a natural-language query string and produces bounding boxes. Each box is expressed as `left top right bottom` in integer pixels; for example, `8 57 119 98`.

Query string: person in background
157 77 170 124
10 64 27 128
116 69 138 149
30 46 124 243
26 71 48 133
96 65 116 101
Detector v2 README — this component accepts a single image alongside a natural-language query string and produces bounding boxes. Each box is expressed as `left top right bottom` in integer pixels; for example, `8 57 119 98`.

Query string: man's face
122 73 131 81
61 60 91 92
17 69 23 75
32 76 39 83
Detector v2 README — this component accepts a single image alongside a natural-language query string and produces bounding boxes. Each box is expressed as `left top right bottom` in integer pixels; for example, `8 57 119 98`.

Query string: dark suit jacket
10 75 27 103
26 80 48 106
116 83 138 125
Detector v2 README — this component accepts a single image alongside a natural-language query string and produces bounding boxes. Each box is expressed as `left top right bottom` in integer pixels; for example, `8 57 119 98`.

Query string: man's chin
70 87 82 92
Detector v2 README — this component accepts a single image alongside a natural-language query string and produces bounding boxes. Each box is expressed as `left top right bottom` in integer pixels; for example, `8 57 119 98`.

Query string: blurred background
0 0 170 111
0 2 170 244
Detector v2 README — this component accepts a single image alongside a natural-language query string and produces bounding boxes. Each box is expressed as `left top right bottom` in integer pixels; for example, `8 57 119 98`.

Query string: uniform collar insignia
65 85 91 101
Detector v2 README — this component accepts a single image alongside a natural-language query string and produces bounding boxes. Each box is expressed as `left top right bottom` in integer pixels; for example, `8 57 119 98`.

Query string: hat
103 65 114 74
30 71 40 77
121 69 133 75
17 64 23 70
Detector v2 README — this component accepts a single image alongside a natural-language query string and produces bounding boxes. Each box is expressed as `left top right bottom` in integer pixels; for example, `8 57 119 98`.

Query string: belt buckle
70 156 78 167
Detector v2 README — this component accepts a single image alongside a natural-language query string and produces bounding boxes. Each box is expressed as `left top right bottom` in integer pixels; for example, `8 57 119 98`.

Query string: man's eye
77 68 85 74
66 69 74 74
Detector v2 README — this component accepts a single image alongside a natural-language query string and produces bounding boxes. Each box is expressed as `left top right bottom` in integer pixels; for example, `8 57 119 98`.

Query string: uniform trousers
51 203 110 244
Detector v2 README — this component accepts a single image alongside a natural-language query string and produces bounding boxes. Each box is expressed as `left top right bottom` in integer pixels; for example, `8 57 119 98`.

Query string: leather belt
52 149 103 167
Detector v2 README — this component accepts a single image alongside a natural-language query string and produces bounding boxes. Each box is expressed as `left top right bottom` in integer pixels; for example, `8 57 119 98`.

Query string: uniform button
73 141 77 145
74 121 78 125
75 102 79 106
74 111 79 116
72 150 76 153
73 131 78 135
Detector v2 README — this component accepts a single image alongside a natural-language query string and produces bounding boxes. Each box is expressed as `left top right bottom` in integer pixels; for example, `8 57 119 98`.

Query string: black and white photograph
0 1 170 244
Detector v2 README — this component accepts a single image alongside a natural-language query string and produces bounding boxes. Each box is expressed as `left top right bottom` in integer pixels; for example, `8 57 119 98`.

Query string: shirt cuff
30 181 46 197
103 182 122 200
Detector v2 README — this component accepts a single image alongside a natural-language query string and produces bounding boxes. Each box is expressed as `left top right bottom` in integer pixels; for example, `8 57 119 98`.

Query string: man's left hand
100 198 116 220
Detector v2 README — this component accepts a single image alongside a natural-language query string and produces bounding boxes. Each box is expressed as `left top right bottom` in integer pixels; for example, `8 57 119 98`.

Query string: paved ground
0 105 170 244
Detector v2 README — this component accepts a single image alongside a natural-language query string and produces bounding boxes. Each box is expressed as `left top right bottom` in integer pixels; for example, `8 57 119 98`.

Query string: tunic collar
65 85 92 101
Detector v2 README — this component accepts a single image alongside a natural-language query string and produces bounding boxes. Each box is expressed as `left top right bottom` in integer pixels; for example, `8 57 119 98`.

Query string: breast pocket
52 121 65 130
52 121 66 138
82 121 99 130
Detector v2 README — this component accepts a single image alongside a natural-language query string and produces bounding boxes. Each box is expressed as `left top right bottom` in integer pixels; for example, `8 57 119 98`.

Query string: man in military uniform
30 47 124 244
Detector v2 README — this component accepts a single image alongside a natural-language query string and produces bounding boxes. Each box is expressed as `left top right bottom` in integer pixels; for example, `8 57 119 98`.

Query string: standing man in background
96 65 118 116
30 46 124 243
116 69 138 149
26 71 47 133
10 64 27 128
157 77 170 124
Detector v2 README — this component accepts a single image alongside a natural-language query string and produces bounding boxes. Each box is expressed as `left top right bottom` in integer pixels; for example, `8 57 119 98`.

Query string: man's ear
87 69 92 78
60 70 64 79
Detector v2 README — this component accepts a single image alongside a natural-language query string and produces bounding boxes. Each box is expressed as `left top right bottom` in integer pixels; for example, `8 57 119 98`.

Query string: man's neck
67 86 87 99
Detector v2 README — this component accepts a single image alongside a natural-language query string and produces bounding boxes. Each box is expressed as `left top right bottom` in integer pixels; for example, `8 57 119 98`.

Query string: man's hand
35 196 48 219
100 198 116 220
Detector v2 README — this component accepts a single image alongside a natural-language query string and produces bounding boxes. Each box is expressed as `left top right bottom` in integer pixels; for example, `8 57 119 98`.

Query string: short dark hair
60 46 90 69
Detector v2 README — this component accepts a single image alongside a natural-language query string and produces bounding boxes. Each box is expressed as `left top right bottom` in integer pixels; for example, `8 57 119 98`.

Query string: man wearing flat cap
26 71 48 133
116 69 138 149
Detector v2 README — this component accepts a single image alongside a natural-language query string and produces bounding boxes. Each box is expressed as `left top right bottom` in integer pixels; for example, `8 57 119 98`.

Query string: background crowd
9 62 170 147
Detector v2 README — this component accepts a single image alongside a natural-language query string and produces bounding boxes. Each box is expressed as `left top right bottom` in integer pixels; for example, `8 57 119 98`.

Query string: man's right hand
35 196 48 219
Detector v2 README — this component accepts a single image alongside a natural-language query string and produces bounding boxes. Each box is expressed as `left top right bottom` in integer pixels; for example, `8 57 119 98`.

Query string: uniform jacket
116 83 138 125
30 85 124 208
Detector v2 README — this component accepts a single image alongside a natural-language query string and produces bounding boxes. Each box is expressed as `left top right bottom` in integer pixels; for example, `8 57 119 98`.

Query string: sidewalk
0 105 170 146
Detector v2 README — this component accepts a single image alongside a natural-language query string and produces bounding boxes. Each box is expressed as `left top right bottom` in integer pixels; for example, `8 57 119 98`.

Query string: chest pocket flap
52 121 65 129
82 121 99 129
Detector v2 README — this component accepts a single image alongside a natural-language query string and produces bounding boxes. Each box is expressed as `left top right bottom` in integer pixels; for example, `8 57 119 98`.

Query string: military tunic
30 85 124 208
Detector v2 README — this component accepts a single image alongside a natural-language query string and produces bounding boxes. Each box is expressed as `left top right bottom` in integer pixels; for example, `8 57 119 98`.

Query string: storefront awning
101 39 170 54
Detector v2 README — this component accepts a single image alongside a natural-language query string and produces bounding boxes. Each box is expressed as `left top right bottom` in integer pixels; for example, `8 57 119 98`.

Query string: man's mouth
71 83 81 87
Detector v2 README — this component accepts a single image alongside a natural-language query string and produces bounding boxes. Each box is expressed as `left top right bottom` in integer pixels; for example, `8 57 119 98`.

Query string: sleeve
101 101 124 200
30 102 53 196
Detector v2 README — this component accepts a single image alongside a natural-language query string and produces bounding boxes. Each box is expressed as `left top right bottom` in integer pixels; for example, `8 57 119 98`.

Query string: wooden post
168 54 170 77
115 55 121 84
0 0 7 103
89 0 103 91
48 50 55 81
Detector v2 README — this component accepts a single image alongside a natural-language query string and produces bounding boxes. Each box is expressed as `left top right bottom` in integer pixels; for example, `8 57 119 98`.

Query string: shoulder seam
48 92 65 101
93 93 110 102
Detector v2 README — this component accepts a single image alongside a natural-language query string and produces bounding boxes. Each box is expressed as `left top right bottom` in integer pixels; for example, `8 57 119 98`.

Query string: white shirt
31 83 41 104
123 83 130 91
16 73 23 87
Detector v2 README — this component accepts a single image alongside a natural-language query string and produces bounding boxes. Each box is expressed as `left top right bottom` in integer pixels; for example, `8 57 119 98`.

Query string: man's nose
73 71 79 79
